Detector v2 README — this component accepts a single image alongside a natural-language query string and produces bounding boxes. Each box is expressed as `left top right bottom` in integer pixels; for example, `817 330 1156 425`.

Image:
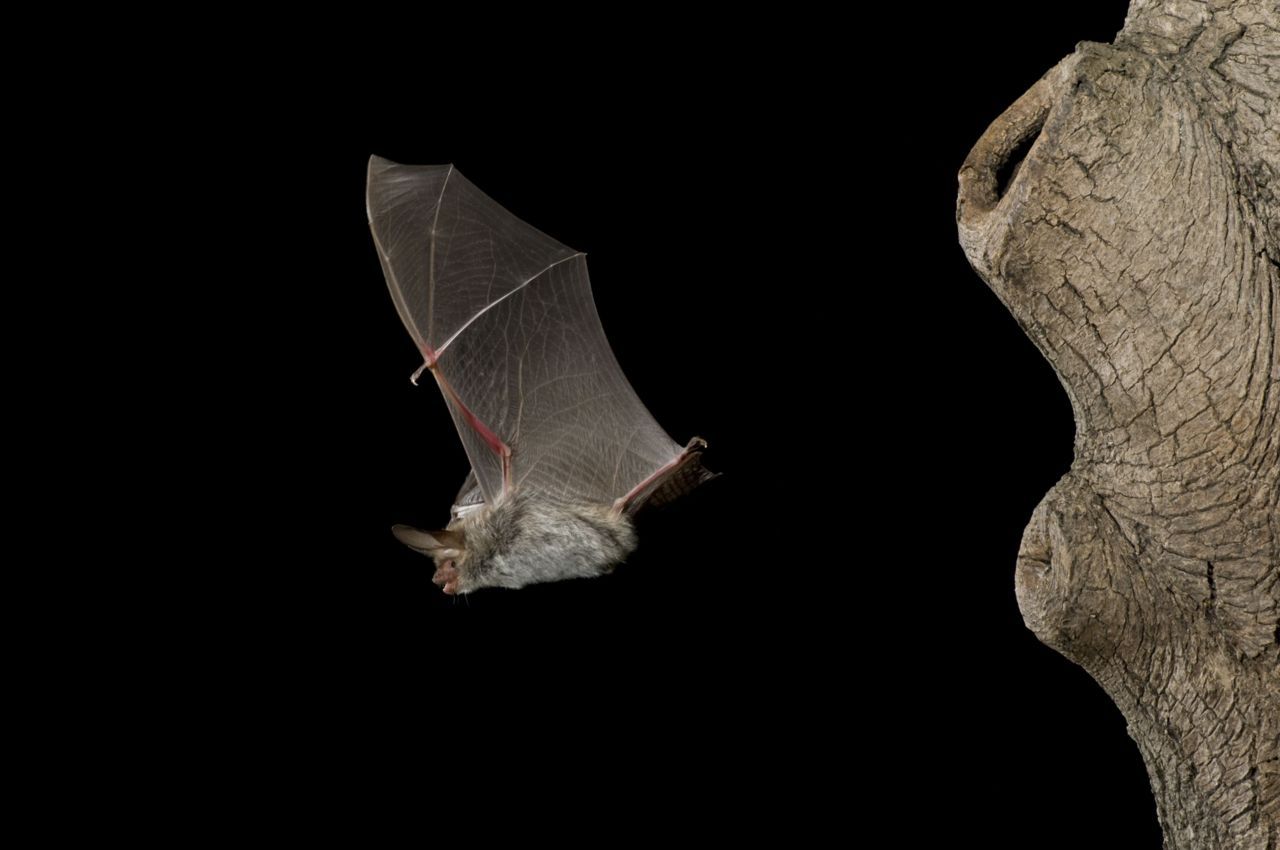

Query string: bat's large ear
391 524 466 555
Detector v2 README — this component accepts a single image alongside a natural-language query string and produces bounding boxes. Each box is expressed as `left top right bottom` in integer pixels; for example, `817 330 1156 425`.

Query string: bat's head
391 525 469 593
392 495 637 594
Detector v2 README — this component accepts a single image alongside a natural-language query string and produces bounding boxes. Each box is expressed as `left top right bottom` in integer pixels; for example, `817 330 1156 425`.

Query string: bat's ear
391 524 466 555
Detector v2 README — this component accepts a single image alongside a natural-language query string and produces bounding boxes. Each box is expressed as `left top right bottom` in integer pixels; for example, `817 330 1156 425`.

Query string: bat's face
429 555 464 595
393 494 639 594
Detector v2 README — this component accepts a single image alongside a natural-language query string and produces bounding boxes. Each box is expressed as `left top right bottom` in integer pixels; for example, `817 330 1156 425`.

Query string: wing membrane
368 158 682 506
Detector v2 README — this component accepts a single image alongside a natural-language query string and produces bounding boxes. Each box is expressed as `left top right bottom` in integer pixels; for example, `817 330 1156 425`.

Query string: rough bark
957 1 1278 847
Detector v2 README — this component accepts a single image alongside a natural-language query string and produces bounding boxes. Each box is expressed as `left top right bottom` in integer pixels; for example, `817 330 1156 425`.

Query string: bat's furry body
395 494 636 594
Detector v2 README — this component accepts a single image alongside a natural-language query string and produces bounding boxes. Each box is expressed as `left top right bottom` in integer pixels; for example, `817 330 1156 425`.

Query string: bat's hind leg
616 437 717 517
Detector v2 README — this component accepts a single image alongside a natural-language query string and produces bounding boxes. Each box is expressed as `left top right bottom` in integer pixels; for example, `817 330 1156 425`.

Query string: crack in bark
1207 560 1217 617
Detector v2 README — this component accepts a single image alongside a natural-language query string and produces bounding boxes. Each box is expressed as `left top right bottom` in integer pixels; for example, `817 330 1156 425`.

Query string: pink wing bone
411 342 513 495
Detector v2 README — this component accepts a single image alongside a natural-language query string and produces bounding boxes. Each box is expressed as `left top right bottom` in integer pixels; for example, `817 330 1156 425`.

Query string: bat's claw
432 560 461 595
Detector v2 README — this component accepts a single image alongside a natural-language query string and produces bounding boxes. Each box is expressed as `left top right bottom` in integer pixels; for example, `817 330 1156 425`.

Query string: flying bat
366 157 715 594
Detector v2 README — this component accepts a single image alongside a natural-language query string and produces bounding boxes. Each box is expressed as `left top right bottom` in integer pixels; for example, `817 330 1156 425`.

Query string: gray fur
417 492 638 593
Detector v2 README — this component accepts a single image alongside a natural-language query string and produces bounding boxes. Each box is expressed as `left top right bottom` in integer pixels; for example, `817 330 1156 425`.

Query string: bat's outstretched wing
367 157 709 511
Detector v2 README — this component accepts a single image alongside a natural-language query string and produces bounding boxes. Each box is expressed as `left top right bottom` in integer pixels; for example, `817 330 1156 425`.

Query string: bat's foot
432 561 461 595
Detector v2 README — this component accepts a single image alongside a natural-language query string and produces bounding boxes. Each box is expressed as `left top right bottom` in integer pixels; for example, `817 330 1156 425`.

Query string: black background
208 2 1164 845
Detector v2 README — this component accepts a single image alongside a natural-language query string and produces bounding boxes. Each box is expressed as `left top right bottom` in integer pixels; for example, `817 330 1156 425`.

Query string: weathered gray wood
958 1 1278 846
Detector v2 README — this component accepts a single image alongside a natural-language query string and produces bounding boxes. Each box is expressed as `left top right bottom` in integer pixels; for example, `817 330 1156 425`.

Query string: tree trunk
957 1 1278 847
